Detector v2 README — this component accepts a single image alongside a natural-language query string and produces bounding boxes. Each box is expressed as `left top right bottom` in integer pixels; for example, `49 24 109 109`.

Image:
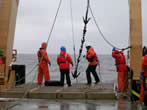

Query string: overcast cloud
14 0 147 55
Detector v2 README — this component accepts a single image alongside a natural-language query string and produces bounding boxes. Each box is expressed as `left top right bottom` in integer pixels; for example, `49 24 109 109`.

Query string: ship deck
0 83 116 100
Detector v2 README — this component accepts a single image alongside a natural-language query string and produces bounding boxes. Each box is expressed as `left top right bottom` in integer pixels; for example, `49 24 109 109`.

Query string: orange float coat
57 51 73 69
112 50 127 72
142 55 147 77
86 47 99 66
112 49 127 91
139 55 147 102
37 42 50 83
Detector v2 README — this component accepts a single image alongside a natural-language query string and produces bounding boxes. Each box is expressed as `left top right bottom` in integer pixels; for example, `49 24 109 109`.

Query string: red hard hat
41 42 47 49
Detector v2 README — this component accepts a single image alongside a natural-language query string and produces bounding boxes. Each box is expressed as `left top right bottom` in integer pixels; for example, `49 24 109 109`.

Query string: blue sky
14 0 147 54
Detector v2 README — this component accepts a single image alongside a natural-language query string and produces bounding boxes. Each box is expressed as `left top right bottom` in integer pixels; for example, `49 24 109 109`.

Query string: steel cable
70 0 77 65
89 5 131 50
46 0 63 44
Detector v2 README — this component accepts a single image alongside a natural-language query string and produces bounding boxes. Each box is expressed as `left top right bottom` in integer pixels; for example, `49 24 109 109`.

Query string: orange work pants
38 64 50 83
139 80 144 102
118 71 127 92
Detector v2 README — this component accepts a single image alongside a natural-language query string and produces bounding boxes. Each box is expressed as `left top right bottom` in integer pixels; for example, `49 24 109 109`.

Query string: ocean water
14 54 117 84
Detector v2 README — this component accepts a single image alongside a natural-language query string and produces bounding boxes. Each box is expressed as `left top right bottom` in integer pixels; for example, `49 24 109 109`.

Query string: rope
46 0 63 45
70 0 77 65
126 51 137 102
89 5 131 51
5 62 39 109
98 63 104 89
22 68 38 98
12 0 63 84
20 0 63 95
5 67 39 110
98 63 102 82
69 0 78 83
72 0 90 79
20 0 63 97
5 103 21 110
15 64 38 83
4 2 64 108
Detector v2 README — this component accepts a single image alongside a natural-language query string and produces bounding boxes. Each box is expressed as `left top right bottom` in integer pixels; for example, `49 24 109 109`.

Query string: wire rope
89 5 131 50
70 0 77 65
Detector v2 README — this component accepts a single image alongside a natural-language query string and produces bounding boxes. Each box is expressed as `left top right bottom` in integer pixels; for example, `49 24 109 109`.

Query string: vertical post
0 0 18 89
129 0 142 80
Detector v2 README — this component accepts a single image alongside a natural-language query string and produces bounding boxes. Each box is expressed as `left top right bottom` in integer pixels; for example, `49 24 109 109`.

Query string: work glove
71 63 74 67
112 47 116 51
83 55 88 59
139 72 144 80
48 62 51 66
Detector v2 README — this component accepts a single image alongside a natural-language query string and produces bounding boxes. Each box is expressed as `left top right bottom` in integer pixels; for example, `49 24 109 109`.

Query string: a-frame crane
0 0 143 90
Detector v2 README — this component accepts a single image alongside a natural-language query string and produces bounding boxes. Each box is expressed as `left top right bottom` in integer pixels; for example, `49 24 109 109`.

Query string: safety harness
58 53 69 64
87 54 98 63
38 48 46 63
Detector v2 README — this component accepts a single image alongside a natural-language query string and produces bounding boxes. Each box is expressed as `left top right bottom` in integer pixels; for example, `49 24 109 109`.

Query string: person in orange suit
57 46 73 87
85 45 100 85
112 48 127 92
142 54 147 90
0 56 4 64
139 53 147 102
37 42 51 85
